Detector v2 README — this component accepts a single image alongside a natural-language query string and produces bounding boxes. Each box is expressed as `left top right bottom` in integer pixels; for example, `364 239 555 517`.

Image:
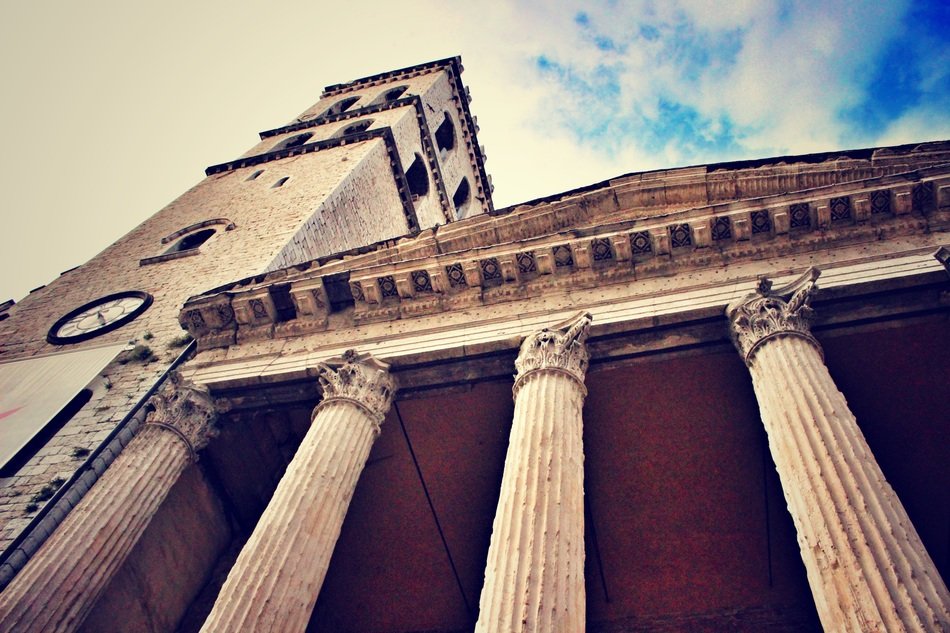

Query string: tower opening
324 96 360 117
435 113 455 154
452 178 470 218
274 132 313 152
381 86 408 103
166 229 215 254
339 120 374 136
405 155 429 198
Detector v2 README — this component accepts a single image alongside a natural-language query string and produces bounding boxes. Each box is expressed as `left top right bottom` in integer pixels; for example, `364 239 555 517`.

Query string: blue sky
523 0 949 168
0 0 947 301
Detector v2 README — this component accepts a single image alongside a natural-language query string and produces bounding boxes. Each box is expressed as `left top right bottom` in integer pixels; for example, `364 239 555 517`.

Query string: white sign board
0 344 125 471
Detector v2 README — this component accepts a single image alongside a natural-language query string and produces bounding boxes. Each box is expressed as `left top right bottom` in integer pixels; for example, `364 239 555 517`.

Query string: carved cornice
727 268 822 364
178 172 949 351
514 312 593 394
146 372 219 459
314 350 396 428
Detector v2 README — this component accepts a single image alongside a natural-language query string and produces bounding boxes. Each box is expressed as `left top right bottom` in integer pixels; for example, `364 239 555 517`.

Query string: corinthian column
200 350 395 633
727 268 950 632
0 372 218 633
476 312 592 633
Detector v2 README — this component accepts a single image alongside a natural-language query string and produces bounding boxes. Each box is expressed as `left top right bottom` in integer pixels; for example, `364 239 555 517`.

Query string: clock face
47 291 153 345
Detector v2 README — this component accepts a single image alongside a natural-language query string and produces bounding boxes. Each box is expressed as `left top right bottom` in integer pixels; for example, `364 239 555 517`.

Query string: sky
0 0 947 302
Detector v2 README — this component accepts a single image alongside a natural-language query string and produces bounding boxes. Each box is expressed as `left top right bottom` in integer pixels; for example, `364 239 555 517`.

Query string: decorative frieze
288 277 330 326
179 178 948 349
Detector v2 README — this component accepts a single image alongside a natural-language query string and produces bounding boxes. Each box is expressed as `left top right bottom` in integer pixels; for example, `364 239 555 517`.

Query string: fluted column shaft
729 269 950 632
200 350 394 633
476 313 591 633
0 373 217 633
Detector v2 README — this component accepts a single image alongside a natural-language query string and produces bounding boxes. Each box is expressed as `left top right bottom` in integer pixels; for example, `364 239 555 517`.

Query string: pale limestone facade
0 57 948 633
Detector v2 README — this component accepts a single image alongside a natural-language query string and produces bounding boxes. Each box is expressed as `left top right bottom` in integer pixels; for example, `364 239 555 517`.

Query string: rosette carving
146 372 219 457
315 349 396 425
514 312 593 391
727 267 821 364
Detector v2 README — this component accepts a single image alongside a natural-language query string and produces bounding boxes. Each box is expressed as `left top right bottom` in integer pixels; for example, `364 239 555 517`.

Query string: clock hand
97 311 107 325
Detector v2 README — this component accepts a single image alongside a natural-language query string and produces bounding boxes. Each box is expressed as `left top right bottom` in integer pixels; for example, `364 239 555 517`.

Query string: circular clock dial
48 291 153 345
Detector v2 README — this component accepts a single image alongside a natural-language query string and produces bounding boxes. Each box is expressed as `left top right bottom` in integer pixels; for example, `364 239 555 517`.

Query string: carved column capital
146 372 218 458
514 312 593 393
726 267 821 365
314 349 396 427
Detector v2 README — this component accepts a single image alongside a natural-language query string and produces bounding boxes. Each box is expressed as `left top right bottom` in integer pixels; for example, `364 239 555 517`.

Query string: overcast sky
1 0 947 302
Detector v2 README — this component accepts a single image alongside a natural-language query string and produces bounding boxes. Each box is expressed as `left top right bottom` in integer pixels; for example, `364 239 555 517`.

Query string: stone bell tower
209 56 494 272
0 57 492 602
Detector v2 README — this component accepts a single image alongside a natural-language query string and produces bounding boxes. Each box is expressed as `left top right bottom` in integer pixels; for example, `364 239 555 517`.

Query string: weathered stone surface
728 270 950 632
475 313 591 633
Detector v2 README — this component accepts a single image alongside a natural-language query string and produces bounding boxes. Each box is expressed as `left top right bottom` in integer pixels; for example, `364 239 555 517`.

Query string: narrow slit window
273 177 290 188
435 113 456 154
246 169 264 181
405 154 429 198
453 178 470 217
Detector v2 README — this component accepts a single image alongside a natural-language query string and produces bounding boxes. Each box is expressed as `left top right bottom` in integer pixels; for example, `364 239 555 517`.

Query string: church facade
0 57 947 632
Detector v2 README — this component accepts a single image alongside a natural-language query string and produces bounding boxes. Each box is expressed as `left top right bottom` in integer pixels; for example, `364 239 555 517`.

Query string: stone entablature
183 248 946 406
180 172 950 350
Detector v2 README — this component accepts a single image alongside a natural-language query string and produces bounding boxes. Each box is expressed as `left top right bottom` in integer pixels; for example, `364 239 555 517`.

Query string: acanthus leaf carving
514 311 593 392
146 371 219 458
727 267 822 364
315 349 396 427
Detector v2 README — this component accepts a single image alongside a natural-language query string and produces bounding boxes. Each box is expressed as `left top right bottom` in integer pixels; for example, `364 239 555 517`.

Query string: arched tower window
246 169 264 181
147 219 234 265
337 119 374 137
452 178 471 218
165 228 216 254
435 113 456 155
405 154 429 198
324 96 360 117
378 85 408 104
273 132 313 152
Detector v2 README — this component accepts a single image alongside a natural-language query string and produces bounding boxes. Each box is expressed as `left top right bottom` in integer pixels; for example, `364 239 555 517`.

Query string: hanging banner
0 344 126 471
